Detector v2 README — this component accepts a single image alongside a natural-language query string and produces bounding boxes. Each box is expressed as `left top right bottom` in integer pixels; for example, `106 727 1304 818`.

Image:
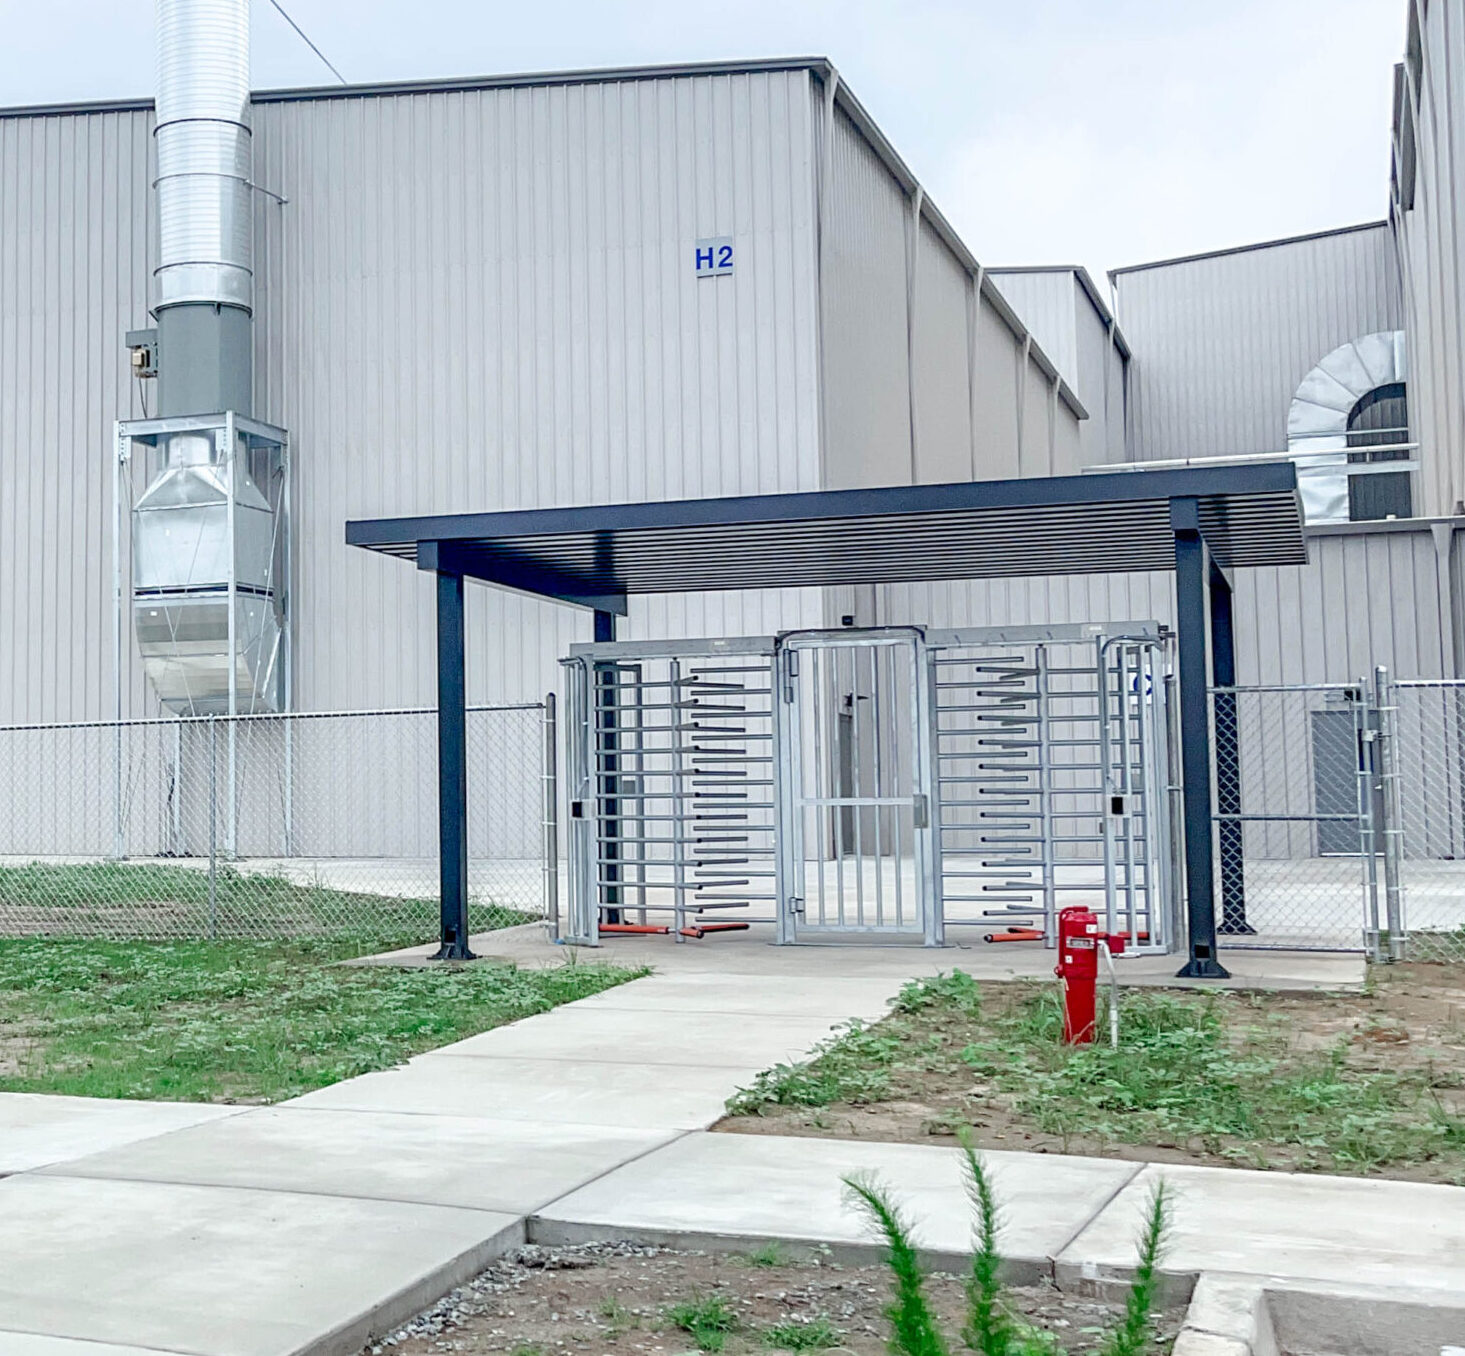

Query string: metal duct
155 0 253 313
130 2 286 716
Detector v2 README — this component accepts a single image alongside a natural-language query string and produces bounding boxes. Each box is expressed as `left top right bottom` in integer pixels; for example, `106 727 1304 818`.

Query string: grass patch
0 861 535 941
727 970 1465 1180
739 1241 795 1268
761 1317 843 1350
0 935 640 1102
666 1295 741 1352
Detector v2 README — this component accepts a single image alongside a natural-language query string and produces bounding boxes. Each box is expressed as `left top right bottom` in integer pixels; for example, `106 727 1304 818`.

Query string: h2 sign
694 237 734 278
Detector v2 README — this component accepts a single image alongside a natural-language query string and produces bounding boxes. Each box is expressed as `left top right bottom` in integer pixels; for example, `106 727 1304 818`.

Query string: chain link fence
1388 680 1465 961
0 703 555 946
1211 683 1382 954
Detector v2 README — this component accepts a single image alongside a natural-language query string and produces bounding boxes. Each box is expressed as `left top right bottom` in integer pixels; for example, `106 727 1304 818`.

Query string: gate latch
912 794 929 829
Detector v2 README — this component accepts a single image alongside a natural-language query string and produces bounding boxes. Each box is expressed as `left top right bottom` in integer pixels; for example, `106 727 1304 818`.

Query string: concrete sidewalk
0 942 1431 1356
356 921 1368 992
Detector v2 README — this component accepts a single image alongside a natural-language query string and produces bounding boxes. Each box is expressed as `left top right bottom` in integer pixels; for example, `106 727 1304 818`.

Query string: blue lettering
718 244 733 268
695 246 714 271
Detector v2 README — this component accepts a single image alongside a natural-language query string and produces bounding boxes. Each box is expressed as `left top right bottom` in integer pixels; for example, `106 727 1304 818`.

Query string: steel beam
1173 499 1229 978
433 569 474 960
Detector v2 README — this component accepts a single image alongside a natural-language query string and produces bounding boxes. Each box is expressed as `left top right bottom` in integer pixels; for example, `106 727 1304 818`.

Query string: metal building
0 54 1082 727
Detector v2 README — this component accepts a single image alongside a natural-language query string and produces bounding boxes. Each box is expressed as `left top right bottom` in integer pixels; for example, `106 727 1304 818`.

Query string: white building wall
1113 223 1402 463
252 70 827 712
880 520 1457 685
990 267 1127 471
0 66 833 726
815 85 1085 495
0 107 153 724
1393 0 1465 518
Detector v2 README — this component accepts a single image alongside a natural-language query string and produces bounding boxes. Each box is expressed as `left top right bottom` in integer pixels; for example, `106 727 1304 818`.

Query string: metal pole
1210 567 1252 933
1172 500 1229 978
282 432 294 855
112 422 126 861
1375 666 1406 960
434 570 474 959
208 716 218 940
1361 676 1383 960
172 718 183 856
543 692 560 938
225 411 238 862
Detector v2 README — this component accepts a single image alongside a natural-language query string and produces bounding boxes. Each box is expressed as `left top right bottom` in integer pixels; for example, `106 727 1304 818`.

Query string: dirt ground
364 1243 1180 1356
715 964 1465 1184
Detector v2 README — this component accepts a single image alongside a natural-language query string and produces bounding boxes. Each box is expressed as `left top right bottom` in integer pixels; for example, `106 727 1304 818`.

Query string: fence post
1374 666 1406 961
208 715 219 941
543 692 559 938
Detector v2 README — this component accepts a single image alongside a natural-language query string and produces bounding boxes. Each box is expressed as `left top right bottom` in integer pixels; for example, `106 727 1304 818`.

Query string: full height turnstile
561 624 1177 950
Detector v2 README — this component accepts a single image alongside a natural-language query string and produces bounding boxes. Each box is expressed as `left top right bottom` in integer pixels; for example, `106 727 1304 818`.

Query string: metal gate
561 637 778 945
1209 681 1382 953
563 623 1175 949
927 625 1174 955
774 629 938 943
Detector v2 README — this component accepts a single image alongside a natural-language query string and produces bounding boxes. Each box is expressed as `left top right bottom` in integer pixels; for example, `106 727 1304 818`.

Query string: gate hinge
788 895 805 914
783 650 799 702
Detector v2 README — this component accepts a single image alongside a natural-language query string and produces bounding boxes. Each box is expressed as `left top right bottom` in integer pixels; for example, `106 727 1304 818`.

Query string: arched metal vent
1287 331 1407 523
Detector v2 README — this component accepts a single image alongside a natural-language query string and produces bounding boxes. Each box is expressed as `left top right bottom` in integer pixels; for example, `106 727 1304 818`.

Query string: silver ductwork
131 418 285 714
127 2 288 717
155 0 253 314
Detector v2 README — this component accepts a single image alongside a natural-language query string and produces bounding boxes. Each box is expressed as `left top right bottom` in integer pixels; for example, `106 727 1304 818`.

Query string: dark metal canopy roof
346 463 1305 613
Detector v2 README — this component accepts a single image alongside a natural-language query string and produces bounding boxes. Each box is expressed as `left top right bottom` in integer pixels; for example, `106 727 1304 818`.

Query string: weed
844 1175 947 1356
1099 1182 1170 1356
666 1294 740 1352
893 971 982 1018
741 1241 793 1268
959 1132 1011 1356
599 1296 638 1333
727 1019 899 1113
847 1150 1169 1356
761 1316 843 1350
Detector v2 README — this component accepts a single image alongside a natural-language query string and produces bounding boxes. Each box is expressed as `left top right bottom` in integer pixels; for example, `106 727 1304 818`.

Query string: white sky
0 0 1406 280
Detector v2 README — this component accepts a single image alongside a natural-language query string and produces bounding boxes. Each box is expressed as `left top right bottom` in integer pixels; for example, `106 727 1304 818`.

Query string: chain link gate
1209 681 1388 955
563 623 1176 949
1387 677 1465 961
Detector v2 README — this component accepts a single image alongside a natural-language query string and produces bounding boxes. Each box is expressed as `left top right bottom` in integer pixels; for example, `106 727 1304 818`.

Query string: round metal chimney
155 0 252 313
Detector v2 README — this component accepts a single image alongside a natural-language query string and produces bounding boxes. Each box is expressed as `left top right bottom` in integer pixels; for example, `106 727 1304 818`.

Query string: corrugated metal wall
1394 0 1465 518
878 521 1456 685
817 100 911 488
815 92 1083 496
252 71 827 711
1072 284 1127 467
990 268 1127 471
0 69 833 724
0 108 153 723
1113 223 1402 462
988 271 1078 389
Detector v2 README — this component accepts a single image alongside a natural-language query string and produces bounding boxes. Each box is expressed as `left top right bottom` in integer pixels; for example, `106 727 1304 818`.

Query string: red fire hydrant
1054 906 1126 1044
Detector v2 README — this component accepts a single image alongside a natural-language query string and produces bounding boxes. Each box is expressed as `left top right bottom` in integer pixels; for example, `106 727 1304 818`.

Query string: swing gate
561 624 1176 949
